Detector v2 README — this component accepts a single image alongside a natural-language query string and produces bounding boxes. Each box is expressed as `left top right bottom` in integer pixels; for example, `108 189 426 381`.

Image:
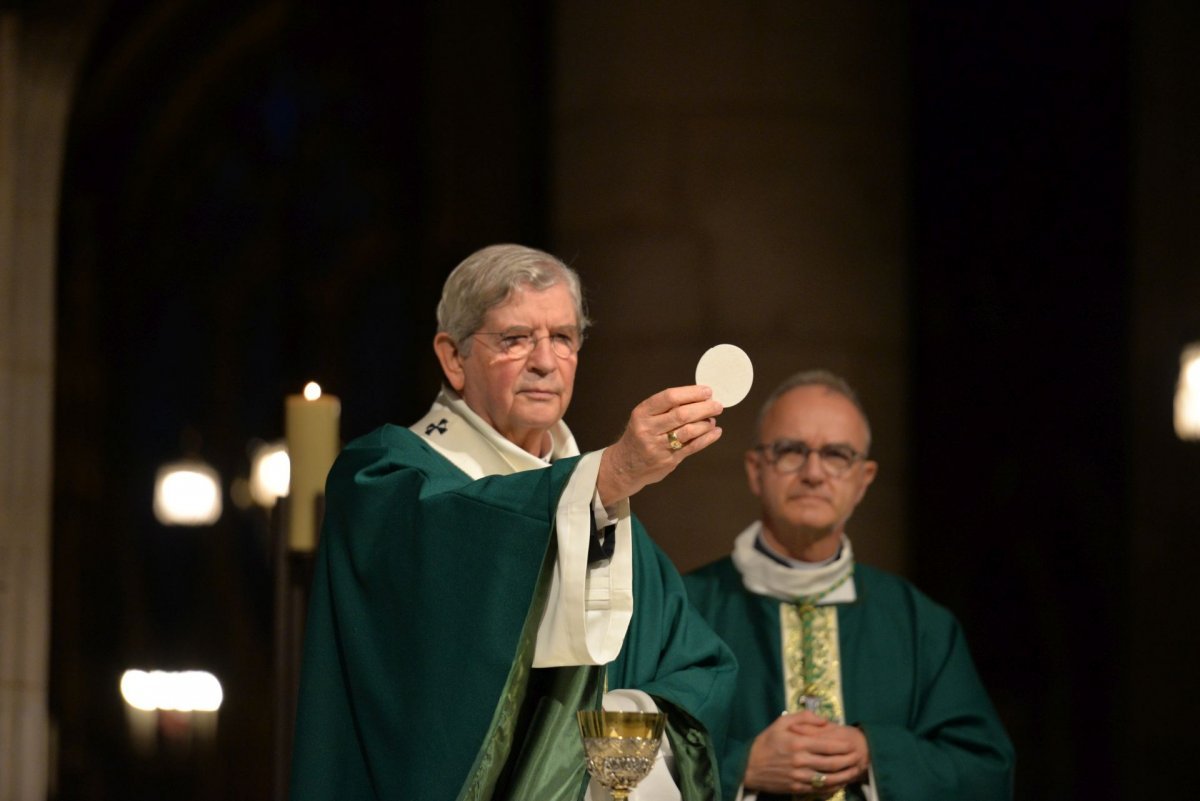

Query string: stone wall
549 1 911 573
0 9 98 800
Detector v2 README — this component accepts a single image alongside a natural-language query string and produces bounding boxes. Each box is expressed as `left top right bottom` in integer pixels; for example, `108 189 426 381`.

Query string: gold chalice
576 710 667 800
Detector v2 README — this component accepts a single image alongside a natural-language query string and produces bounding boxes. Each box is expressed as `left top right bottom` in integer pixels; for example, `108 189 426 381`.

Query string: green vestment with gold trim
683 557 1014 801
289 424 736 801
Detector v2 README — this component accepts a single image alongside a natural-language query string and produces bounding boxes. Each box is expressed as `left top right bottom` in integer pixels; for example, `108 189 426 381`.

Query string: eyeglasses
471 328 583 360
753 439 866 478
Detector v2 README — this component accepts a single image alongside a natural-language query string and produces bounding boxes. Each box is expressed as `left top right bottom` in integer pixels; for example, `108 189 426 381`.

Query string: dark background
46 1 1200 799
912 4 1132 798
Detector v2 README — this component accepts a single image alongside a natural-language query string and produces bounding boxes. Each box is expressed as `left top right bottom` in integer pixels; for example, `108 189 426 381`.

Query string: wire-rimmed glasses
471 327 582 360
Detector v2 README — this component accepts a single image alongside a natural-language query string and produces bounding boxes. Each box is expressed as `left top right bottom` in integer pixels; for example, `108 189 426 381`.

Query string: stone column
0 9 96 800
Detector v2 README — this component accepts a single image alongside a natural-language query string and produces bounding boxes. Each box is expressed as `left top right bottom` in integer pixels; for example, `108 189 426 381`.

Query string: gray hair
436 244 590 353
755 369 872 453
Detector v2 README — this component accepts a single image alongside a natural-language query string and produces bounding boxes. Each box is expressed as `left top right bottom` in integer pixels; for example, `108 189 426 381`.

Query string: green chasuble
684 556 1014 801
289 423 736 801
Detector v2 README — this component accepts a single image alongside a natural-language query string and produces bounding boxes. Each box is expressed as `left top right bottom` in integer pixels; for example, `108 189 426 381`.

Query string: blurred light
120 670 224 712
1175 343 1200 441
303 381 323 401
250 441 290 507
153 460 222 525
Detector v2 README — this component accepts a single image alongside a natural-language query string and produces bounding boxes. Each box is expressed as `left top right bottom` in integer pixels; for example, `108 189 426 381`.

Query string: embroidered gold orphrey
782 601 846 801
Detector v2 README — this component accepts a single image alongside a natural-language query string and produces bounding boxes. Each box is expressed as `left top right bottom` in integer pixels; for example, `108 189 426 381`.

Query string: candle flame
303 382 322 401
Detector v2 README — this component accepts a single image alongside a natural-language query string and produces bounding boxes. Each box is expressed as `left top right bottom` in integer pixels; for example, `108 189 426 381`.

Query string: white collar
730 521 857 604
410 387 580 479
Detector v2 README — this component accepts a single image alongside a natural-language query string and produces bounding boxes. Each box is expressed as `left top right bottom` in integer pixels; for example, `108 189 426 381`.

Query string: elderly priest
290 244 738 801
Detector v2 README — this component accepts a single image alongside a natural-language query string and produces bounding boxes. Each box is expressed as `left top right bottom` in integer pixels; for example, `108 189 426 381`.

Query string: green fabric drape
290 425 736 800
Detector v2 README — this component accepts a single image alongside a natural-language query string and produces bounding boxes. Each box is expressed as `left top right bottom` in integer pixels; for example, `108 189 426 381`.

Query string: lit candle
285 382 341 551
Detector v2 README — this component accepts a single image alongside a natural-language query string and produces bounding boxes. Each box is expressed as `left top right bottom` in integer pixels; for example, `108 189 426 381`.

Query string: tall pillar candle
285 383 341 551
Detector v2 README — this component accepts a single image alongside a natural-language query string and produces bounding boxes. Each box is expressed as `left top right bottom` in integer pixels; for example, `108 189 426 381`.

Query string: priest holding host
683 370 1015 800
290 244 738 800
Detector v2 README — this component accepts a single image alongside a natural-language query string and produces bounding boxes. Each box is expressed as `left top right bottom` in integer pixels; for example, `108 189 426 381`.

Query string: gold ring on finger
811 772 826 790
667 430 683 451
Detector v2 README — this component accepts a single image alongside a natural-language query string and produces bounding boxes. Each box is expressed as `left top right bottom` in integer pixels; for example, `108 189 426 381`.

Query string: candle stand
271 494 321 801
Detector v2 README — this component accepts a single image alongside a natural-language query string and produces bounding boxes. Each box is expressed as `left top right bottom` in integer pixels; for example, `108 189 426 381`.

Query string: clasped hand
596 385 723 506
744 711 870 796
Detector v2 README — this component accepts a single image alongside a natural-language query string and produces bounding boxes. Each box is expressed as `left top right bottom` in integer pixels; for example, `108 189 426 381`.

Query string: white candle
285 382 341 551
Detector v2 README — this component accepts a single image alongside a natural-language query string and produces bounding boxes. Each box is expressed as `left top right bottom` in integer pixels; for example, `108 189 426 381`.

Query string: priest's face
439 282 579 455
745 385 877 560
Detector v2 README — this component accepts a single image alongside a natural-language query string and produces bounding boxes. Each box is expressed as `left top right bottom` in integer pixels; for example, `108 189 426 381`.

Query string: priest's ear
433 333 467 392
745 448 764 498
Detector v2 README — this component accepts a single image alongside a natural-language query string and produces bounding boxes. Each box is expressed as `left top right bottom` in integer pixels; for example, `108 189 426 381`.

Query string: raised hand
596 385 723 506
